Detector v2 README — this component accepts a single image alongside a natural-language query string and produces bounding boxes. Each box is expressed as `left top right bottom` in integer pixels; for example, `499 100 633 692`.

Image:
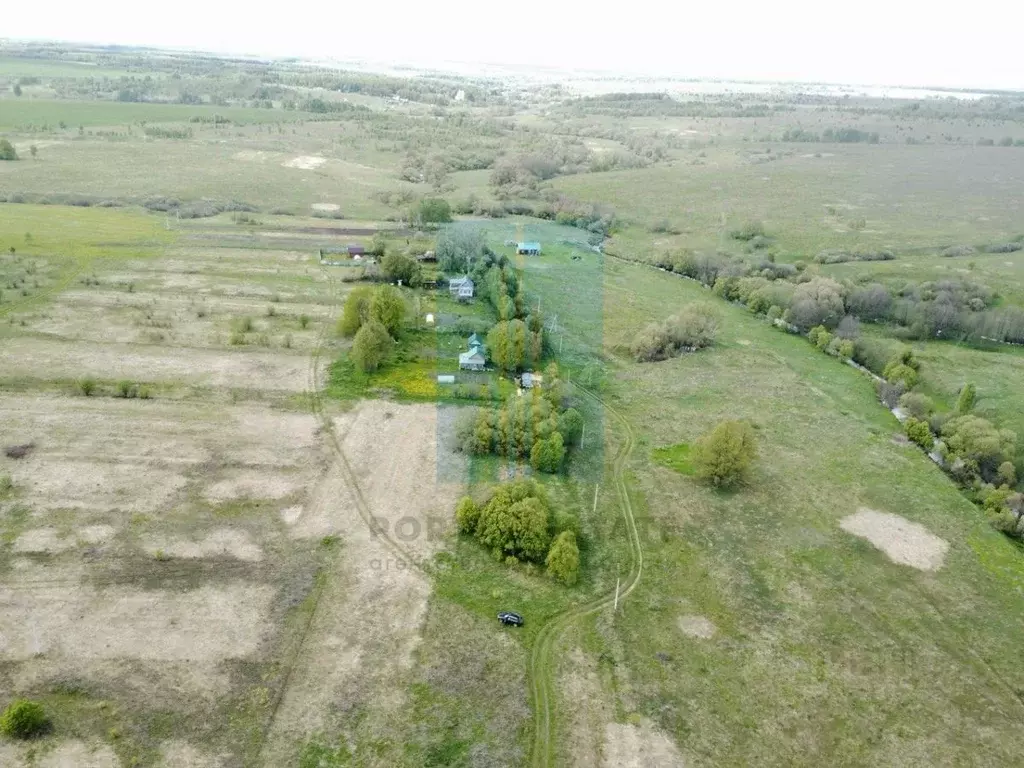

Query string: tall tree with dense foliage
486 319 523 372
693 420 758 488
546 530 580 585
0 139 18 161
351 319 392 373
415 197 452 225
956 383 977 414
381 251 421 286
436 227 485 274
370 284 406 338
474 481 551 561
338 286 373 337
530 431 565 473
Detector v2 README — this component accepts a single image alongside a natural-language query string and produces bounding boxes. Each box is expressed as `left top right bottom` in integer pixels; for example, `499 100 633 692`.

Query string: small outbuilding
437 374 455 384
520 372 543 389
516 242 541 256
346 244 366 257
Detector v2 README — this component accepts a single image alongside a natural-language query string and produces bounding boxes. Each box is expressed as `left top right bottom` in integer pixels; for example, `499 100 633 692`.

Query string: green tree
12 84 22 97
455 496 480 534
941 415 1016 483
956 382 977 414
546 530 580 585
883 362 919 390
416 197 452 225
29 144 37 159
0 699 49 739
904 417 934 450
476 486 551 561
337 286 373 337
0 139 18 161
487 319 528 372
381 251 421 286
351 319 392 373
899 392 934 420
997 461 1017 488
369 231 388 257
693 420 757 488
530 432 565 473
436 227 484 274
558 408 584 445
370 284 406 338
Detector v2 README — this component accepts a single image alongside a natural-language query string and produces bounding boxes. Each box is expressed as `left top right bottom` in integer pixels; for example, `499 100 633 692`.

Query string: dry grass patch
603 719 686 768
12 527 76 554
0 582 273 663
840 508 949 571
141 529 264 562
203 470 303 504
0 338 312 391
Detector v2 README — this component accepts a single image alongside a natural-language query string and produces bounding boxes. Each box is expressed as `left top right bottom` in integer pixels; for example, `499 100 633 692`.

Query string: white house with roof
448 275 474 301
458 333 487 371
459 346 487 371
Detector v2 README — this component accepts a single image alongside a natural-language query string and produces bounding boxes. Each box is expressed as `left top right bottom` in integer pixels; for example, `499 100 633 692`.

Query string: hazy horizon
5 0 1024 91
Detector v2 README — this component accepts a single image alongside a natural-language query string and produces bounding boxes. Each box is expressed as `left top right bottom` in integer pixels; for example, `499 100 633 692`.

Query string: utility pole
614 577 620 612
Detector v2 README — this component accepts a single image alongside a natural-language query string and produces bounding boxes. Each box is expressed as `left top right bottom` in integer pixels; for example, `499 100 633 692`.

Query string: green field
0 98 317 130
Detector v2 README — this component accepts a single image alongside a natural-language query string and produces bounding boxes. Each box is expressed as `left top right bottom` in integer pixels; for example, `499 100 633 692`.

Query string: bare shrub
631 303 720 362
4 442 35 459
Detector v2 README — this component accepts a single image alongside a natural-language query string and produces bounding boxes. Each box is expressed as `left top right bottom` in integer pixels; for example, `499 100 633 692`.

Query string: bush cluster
0 699 49 739
456 479 580 584
631 303 720 362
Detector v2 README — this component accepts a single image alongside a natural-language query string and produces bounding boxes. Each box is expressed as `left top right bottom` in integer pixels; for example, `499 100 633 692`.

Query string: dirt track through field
529 387 644 768
256 270 444 765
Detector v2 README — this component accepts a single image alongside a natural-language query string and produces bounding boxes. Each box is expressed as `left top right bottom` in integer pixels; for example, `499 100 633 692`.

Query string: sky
5 0 1024 90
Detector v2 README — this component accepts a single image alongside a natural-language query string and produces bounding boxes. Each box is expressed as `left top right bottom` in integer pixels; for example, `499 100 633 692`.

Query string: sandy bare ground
158 740 227 767
840 508 949 571
0 337 312 391
0 581 273 662
0 740 120 768
677 615 716 639
283 155 326 170
261 402 465 765
559 648 616 768
311 203 341 212
603 720 686 768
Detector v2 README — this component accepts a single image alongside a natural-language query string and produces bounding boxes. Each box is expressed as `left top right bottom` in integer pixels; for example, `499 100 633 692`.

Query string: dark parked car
498 611 524 627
